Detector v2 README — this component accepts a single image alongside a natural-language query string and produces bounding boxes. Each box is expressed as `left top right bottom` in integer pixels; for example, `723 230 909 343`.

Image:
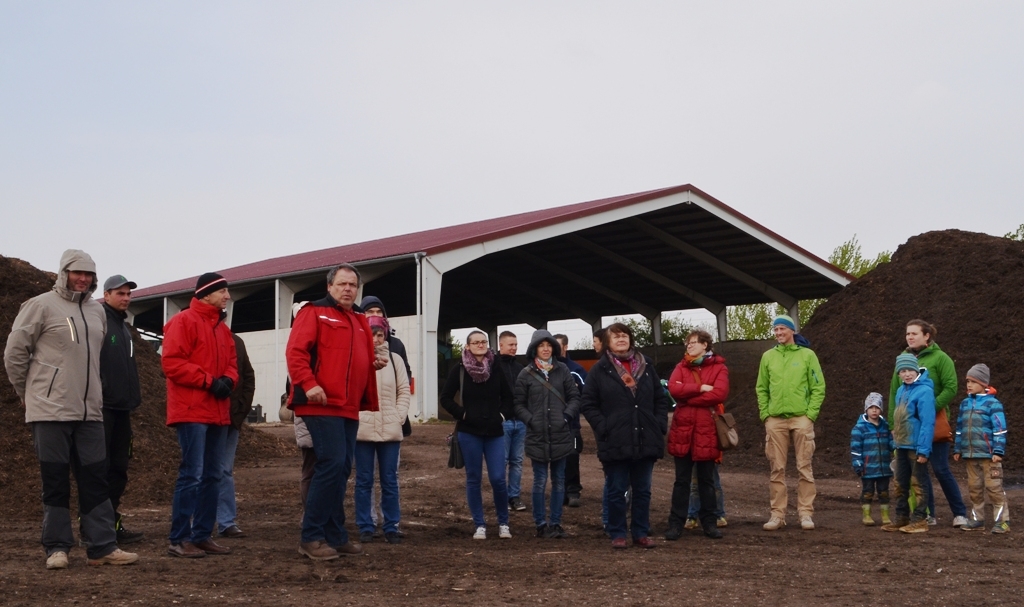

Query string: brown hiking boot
88 548 139 566
167 542 206 558
298 540 339 561
334 541 364 556
881 517 910 532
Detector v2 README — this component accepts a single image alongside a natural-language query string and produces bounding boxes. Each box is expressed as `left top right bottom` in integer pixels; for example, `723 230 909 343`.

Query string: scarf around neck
462 348 494 383
534 357 554 378
607 349 646 394
684 350 711 366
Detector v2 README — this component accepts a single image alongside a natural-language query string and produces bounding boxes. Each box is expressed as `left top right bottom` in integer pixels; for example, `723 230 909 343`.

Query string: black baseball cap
103 275 138 292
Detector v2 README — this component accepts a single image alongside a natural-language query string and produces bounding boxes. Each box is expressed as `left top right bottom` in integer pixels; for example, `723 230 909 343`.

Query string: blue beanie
895 353 919 373
772 315 797 331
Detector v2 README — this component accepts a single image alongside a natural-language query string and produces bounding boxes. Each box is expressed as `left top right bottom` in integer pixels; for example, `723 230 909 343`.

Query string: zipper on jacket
46 368 59 398
66 317 78 343
80 300 90 421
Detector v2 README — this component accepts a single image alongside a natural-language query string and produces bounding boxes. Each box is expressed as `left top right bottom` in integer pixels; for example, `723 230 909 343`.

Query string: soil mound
0 255 293 518
723 230 1024 478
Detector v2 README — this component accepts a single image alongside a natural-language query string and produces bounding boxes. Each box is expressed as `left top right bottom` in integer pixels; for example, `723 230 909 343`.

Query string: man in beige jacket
4 249 139 569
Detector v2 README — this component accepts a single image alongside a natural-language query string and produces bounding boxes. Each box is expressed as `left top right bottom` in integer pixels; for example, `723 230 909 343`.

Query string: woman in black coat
513 330 580 539
439 331 514 540
580 322 671 549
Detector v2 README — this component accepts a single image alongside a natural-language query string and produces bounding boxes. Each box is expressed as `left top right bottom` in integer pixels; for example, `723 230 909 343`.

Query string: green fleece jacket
887 342 957 419
756 343 826 422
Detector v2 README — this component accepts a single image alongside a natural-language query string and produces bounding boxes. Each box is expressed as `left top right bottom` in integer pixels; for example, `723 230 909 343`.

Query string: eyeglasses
468 340 489 346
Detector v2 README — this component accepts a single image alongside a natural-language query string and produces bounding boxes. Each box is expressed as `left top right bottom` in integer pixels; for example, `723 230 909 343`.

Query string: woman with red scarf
664 329 729 540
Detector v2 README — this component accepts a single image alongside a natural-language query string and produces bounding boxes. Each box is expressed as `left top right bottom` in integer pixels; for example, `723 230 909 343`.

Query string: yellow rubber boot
862 504 875 526
880 505 892 525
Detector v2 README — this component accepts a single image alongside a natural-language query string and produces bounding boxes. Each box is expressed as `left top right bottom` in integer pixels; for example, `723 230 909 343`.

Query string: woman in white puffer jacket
354 317 410 544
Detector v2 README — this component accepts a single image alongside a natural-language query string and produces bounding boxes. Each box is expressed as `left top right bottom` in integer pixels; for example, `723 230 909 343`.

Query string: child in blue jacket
850 392 895 526
953 363 1010 534
883 353 936 534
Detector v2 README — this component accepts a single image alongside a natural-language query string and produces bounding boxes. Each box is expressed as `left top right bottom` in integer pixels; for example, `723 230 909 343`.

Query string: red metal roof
133 184 848 299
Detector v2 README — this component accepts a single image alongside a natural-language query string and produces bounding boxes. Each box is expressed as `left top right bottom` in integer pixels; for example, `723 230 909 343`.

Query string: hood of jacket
54 249 98 303
526 329 562 360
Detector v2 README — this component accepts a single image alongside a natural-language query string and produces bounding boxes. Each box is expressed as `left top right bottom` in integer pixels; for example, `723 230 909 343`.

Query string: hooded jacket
286 295 379 419
513 331 580 462
162 297 239 426
755 342 825 422
580 353 670 463
850 414 895 478
891 369 936 457
358 345 411 443
100 301 141 411
667 353 729 462
4 249 107 423
954 389 1007 458
887 342 958 419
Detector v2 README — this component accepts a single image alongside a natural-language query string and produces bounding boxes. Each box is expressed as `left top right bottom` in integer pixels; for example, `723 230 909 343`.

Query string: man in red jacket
161 272 239 558
287 263 381 561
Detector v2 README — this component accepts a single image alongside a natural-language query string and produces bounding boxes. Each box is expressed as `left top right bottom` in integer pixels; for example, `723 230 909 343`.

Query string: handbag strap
526 367 566 404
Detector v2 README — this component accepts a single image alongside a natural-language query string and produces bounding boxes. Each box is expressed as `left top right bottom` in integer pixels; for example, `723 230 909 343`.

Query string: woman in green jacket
888 319 968 527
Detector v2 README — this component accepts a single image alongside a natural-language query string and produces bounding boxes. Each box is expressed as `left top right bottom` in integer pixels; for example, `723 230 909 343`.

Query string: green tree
1005 224 1024 241
611 314 716 347
726 235 891 339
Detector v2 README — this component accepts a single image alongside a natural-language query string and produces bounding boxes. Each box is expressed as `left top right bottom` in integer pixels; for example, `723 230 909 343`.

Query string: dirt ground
1 422 1020 607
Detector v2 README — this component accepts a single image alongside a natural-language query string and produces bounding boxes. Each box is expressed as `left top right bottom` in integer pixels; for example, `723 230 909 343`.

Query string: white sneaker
800 516 815 530
498 524 512 539
762 517 786 531
473 526 487 540
952 515 969 528
46 551 68 570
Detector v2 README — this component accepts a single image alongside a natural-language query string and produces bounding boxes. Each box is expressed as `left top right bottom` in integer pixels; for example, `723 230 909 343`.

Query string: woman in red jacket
664 329 729 540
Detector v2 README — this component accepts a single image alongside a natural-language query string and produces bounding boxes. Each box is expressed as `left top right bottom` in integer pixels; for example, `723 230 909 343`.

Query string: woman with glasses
440 331 514 540
580 323 671 549
663 329 729 540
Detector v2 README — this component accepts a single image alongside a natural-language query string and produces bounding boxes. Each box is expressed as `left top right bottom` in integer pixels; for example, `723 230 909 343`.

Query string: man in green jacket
756 315 826 532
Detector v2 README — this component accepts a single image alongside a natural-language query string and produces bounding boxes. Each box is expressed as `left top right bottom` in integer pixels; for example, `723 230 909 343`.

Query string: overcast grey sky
3 2 1022 297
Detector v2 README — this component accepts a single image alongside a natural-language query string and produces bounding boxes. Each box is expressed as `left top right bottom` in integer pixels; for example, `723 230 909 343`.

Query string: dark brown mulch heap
724 230 1024 479
0 254 294 518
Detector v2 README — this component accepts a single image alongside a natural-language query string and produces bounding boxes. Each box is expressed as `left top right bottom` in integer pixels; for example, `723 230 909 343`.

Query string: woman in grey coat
513 330 580 538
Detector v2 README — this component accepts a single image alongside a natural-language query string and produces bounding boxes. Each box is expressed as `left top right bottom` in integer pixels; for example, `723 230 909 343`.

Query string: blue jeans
458 432 509 527
170 423 228 544
895 448 932 521
687 463 726 519
355 440 401 534
531 458 566 527
216 426 239 530
503 420 526 499
925 441 967 518
301 416 358 545
604 458 655 540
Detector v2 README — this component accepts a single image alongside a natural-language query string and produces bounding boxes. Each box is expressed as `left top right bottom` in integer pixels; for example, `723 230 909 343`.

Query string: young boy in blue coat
953 364 1010 534
850 392 895 526
882 353 936 534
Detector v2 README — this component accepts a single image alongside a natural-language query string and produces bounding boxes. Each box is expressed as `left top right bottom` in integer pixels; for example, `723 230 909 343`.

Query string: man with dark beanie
99 274 144 545
162 272 239 558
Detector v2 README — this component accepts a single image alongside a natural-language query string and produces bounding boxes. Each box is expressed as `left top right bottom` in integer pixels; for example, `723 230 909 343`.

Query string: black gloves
209 376 234 399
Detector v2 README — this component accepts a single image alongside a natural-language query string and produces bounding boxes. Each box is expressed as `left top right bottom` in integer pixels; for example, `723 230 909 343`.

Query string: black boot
664 524 684 541
702 523 723 539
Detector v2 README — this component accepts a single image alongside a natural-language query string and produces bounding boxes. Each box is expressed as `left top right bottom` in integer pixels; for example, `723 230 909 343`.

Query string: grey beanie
895 353 919 374
864 392 884 412
966 363 991 387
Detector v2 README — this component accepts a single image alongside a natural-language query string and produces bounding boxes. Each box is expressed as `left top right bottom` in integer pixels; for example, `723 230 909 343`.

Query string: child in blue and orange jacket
953 363 1010 534
850 392 895 526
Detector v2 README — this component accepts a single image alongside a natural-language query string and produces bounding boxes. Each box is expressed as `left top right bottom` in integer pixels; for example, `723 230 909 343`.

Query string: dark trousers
300 446 317 508
895 449 931 521
669 455 716 529
32 421 117 559
860 476 891 505
302 416 359 545
102 409 133 516
564 428 583 498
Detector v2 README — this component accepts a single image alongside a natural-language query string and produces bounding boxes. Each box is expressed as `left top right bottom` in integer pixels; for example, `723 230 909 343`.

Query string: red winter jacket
162 298 239 426
667 353 730 461
286 296 379 420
